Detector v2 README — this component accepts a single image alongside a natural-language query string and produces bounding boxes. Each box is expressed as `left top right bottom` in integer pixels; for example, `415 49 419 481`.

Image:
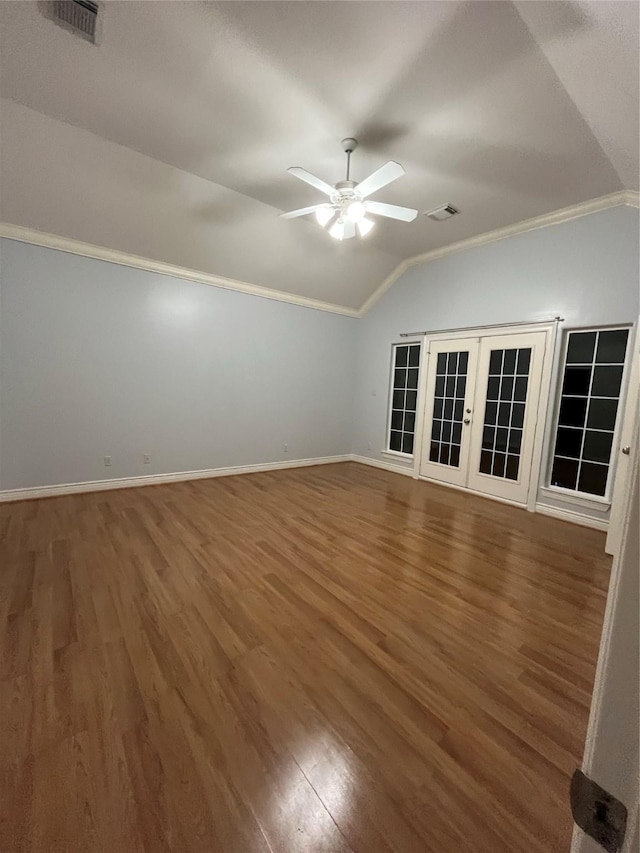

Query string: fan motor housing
334 180 357 192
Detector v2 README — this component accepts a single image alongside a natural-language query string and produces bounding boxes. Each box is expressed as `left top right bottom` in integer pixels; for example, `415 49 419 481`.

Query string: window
388 343 421 455
549 328 629 498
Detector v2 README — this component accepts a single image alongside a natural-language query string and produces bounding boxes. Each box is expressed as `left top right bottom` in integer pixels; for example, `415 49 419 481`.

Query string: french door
419 331 548 504
419 339 479 487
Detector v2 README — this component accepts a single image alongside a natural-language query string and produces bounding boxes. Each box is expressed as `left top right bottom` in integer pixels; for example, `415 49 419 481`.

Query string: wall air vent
50 0 99 43
425 204 459 222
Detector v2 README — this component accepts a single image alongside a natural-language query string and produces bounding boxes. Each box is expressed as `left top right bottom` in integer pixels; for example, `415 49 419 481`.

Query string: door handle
463 418 471 425
622 446 631 455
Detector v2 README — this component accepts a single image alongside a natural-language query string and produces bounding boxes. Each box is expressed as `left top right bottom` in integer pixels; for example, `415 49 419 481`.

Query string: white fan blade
365 201 418 222
356 161 405 198
287 167 335 197
342 219 356 239
280 203 332 220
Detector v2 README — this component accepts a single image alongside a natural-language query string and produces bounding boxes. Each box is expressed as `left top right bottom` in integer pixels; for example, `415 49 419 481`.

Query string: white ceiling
1 0 638 309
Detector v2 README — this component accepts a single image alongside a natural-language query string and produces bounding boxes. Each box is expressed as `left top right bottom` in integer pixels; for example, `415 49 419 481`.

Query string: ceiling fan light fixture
282 139 417 240
315 207 334 227
329 218 345 240
344 200 366 222
357 217 375 237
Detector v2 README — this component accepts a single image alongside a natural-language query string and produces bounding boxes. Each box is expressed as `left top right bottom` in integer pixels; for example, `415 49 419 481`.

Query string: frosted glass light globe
329 219 345 240
357 217 375 237
345 200 366 222
316 208 334 227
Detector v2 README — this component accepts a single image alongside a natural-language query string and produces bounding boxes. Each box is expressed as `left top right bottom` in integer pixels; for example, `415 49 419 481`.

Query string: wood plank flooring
0 462 611 852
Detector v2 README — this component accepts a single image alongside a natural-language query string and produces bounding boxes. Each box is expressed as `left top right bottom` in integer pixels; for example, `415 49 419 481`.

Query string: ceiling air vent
50 0 99 43
425 204 459 222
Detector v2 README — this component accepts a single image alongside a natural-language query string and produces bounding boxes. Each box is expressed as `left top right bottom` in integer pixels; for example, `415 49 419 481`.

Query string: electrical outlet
143 454 151 464
367 442 372 451
283 443 288 453
104 455 112 467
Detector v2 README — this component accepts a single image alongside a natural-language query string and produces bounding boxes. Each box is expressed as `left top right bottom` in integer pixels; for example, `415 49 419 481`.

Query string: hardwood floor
0 462 611 853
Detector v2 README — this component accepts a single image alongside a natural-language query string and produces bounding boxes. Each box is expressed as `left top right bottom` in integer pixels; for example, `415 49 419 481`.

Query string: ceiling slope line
357 190 639 316
0 223 360 318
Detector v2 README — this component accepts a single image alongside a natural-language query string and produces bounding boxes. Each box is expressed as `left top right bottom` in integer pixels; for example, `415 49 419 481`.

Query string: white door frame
571 433 638 853
606 323 639 555
413 320 559 511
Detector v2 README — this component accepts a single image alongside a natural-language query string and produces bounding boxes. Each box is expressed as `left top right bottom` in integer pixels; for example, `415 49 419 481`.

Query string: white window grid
547 326 630 499
387 343 421 456
479 347 531 481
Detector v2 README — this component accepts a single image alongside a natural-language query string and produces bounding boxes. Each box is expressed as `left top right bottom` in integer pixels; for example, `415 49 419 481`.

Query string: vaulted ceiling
1 1 638 310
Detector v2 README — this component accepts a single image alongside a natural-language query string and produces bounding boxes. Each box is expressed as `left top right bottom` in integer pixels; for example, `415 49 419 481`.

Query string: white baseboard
349 453 415 477
0 455 351 502
535 502 608 531
349 457 609 531
0 458 613 534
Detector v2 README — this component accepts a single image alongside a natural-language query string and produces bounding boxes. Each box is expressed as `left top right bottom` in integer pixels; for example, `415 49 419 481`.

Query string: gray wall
352 205 639 511
0 239 356 490
2 205 638 499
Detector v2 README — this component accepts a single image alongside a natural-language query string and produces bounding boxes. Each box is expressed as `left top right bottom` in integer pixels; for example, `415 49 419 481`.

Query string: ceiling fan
280 138 418 240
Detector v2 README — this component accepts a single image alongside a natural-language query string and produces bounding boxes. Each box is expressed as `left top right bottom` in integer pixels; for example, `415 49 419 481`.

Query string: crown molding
624 189 640 208
357 259 409 317
358 190 638 316
0 223 360 318
2 189 636 320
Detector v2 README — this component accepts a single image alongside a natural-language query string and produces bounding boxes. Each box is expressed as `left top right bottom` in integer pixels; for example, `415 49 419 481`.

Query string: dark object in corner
570 769 627 853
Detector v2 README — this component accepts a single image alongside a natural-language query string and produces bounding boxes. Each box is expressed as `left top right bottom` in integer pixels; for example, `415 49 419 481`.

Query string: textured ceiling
514 1 639 191
0 0 638 309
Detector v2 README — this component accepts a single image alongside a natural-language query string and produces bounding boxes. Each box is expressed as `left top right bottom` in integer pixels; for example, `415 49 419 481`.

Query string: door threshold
417 475 529 510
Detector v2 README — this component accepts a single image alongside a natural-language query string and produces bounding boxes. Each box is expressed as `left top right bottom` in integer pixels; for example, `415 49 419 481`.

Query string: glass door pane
467 331 548 504
477 346 531 482
428 349 469 468
419 338 479 487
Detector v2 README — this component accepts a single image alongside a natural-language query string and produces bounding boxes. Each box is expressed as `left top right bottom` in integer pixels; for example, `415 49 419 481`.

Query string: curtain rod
399 316 564 338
